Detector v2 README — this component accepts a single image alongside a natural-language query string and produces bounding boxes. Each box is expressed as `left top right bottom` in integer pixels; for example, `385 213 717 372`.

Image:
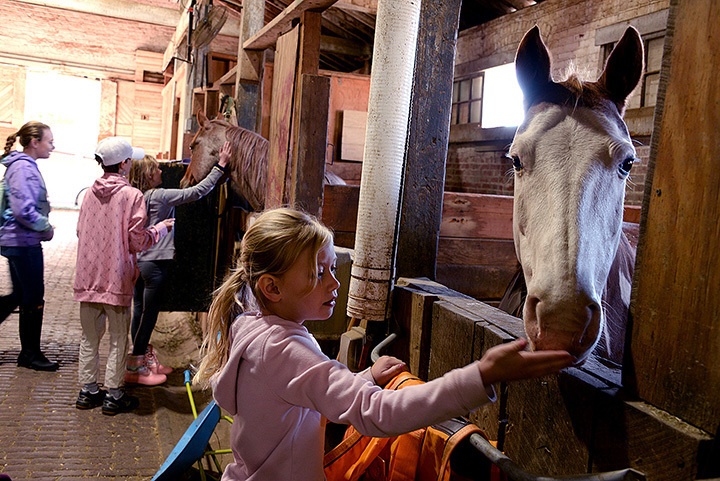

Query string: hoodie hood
2 150 35 168
91 173 131 200
212 312 287 416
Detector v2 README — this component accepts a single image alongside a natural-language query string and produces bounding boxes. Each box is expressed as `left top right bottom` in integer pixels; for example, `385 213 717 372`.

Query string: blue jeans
1 245 44 321
131 260 170 356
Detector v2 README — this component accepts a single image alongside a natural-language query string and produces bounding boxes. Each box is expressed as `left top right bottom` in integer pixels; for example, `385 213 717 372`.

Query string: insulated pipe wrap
347 0 421 321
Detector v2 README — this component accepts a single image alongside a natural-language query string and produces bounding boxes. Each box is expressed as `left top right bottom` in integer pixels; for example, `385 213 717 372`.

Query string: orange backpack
323 372 505 481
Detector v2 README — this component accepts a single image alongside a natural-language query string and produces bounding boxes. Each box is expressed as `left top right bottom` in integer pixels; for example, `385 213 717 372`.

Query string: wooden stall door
627 0 720 435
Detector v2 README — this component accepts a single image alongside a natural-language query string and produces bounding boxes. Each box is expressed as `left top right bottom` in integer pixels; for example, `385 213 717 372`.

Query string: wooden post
234 0 264 131
266 26 300 208
396 0 462 279
288 12 325 215
625 0 720 436
291 74 330 216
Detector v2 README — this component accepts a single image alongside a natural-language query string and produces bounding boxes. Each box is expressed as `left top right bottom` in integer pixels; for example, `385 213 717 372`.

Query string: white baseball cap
95 137 145 166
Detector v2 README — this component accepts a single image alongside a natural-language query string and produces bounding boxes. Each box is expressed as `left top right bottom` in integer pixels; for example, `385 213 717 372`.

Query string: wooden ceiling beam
11 0 182 27
244 0 340 50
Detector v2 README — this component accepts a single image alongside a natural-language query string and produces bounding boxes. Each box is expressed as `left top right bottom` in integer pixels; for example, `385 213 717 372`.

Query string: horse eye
619 156 635 176
505 153 523 172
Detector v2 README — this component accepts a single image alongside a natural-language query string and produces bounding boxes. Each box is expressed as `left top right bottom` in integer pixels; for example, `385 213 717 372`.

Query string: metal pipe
468 434 646 481
347 0 422 322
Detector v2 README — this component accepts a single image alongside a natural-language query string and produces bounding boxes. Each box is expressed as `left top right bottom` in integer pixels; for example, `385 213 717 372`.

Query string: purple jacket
0 151 53 247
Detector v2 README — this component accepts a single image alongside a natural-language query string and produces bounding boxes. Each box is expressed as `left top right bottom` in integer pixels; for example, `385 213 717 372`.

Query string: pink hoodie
73 173 168 307
212 312 495 481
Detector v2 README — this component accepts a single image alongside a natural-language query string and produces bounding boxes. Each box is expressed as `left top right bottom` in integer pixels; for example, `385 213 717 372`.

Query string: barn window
451 73 483 125
603 31 665 109
451 63 524 128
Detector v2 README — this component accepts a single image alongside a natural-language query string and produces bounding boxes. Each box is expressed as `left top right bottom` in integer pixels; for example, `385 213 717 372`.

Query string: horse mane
224 122 269 211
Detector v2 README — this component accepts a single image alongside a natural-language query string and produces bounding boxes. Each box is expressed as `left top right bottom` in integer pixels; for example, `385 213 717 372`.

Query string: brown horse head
182 110 269 211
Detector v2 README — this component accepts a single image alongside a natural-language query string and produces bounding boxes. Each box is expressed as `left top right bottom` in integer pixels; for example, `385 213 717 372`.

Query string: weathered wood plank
437 237 518 266
322 184 360 232
469 322 513 443
340 110 367 161
396 0 462 281
440 192 514 240
627 0 720 434
436 264 517 302
291 74 330 216
592 394 715 480
244 0 340 51
266 25 299 208
391 284 437 380
428 301 484 380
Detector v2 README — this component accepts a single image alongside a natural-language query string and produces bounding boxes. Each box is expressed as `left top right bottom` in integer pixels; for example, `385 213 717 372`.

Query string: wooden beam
290 74 330 216
320 35 372 58
333 0 377 15
266 25 300 208
235 0 265 131
11 0 181 27
244 0 340 51
396 0 463 280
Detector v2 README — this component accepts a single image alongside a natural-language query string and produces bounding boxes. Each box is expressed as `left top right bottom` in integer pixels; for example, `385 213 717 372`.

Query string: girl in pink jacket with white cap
194 207 573 481
74 137 174 416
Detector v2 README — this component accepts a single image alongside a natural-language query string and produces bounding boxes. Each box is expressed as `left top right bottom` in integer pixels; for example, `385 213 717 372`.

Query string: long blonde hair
194 207 334 388
3 121 50 158
128 155 159 192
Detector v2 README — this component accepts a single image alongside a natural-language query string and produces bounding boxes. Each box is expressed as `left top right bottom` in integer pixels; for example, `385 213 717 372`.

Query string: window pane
627 89 642 110
471 76 483 100
451 104 458 125
482 63 524 128
459 80 471 102
470 100 482 123
646 37 664 72
458 102 470 124
644 73 660 107
452 82 459 103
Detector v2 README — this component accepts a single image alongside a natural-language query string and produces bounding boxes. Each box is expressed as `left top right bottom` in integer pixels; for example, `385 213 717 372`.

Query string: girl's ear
257 274 282 303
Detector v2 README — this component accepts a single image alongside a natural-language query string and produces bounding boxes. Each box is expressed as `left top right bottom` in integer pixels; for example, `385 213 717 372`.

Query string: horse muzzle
523 294 602 364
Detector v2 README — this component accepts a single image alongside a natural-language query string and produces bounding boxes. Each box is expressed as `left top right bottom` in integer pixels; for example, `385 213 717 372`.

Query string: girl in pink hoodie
73 137 174 416
194 208 573 481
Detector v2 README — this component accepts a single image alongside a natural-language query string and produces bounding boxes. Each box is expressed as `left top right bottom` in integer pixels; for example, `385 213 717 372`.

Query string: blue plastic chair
152 371 232 481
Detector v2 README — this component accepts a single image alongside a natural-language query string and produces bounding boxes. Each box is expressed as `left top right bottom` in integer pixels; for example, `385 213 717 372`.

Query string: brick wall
448 0 669 206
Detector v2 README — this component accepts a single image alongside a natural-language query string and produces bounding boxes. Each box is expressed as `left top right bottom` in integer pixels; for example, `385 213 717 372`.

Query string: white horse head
508 26 644 364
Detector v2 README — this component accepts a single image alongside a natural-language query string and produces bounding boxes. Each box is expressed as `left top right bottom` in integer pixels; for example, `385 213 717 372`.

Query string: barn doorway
24 70 103 209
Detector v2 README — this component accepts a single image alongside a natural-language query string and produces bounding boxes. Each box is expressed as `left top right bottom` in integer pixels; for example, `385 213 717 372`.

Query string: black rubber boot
17 304 59 372
0 293 19 325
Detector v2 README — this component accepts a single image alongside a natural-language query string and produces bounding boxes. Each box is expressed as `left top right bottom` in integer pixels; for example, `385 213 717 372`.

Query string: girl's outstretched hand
478 339 574 387
371 355 408 387
218 141 232 168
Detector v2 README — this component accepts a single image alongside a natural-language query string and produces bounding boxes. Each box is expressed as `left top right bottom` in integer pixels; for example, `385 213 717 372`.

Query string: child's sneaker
75 389 107 410
125 354 167 386
145 344 173 375
102 392 139 416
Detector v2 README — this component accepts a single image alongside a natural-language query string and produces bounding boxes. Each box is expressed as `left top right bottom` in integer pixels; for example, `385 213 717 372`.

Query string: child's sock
109 387 124 399
83 382 100 394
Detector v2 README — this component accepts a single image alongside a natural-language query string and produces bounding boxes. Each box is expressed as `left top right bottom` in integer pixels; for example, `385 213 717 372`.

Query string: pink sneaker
145 345 173 375
125 355 167 386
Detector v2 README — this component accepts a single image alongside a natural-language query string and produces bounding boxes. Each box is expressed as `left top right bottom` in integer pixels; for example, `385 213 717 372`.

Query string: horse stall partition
390 278 714 481
437 192 518 304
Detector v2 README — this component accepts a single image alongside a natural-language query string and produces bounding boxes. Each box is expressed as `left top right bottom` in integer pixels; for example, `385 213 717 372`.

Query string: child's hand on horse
371 355 408 387
478 338 574 388
219 141 232 168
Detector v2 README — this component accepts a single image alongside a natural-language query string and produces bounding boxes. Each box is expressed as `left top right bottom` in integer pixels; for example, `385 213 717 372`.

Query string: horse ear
598 26 644 108
197 109 208 127
515 26 553 110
